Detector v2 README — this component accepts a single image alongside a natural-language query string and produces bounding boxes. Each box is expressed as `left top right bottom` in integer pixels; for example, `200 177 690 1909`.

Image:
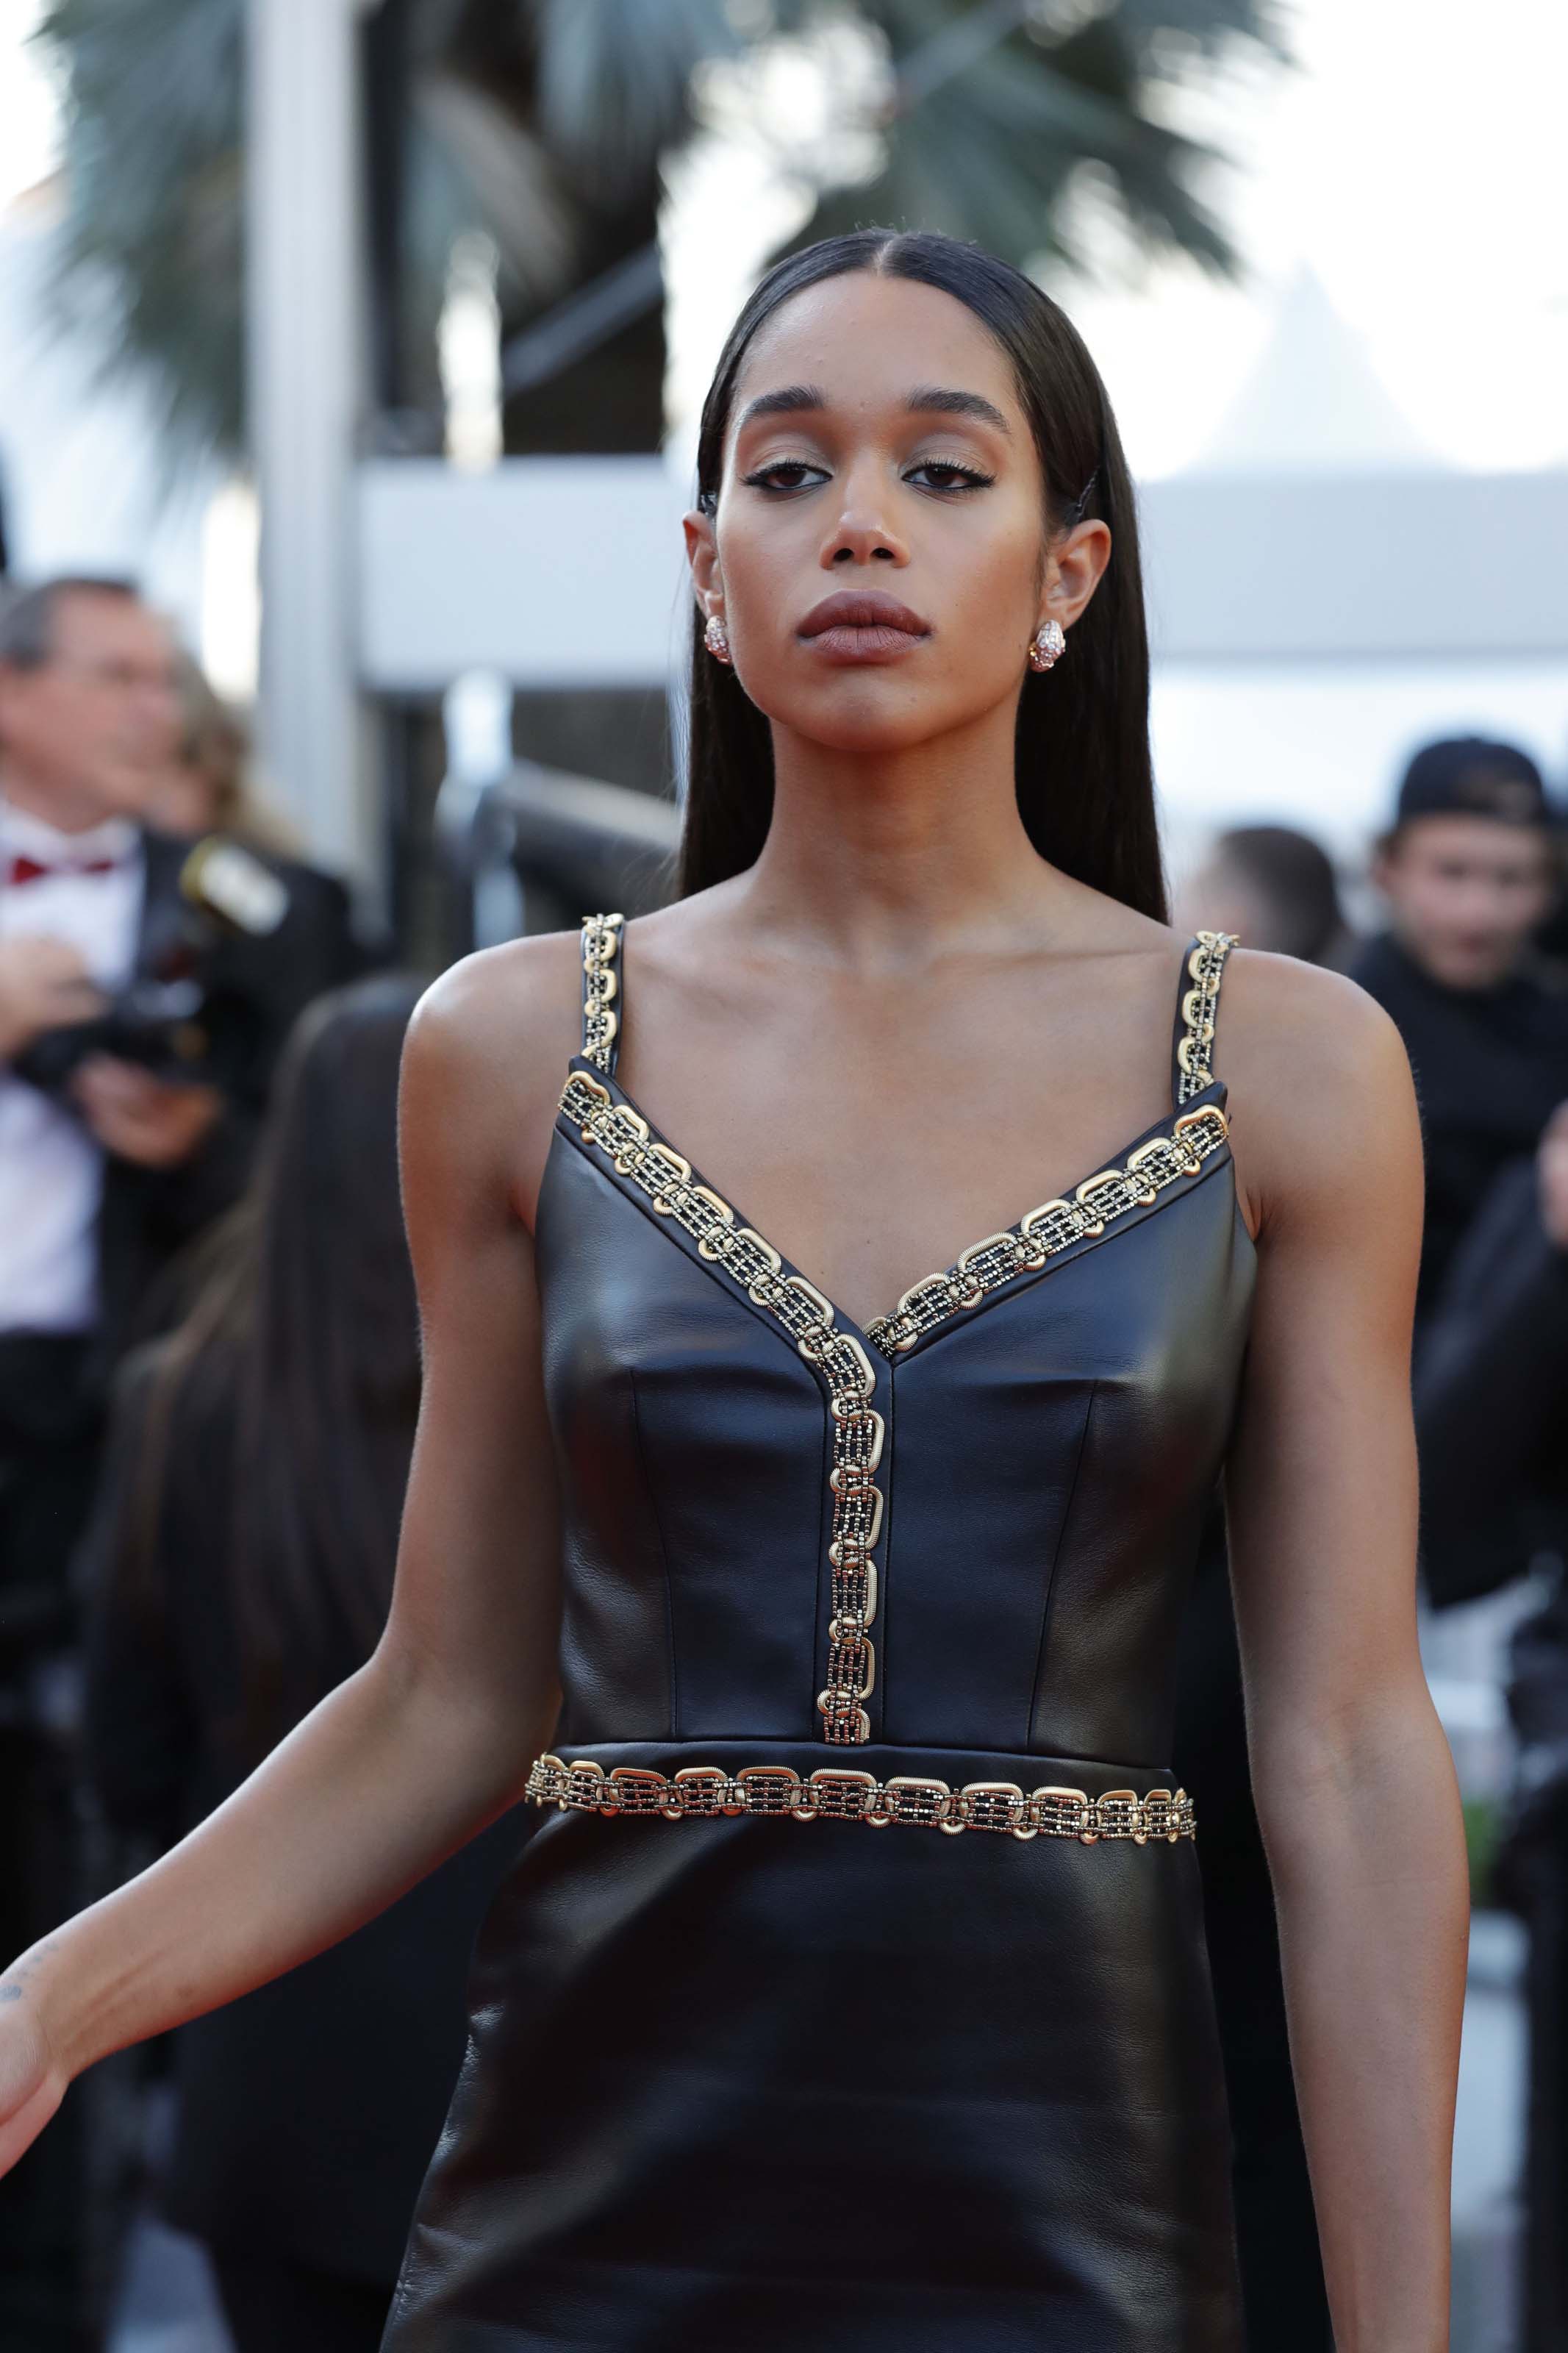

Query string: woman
81 978 520 2351
0 231 1467 2349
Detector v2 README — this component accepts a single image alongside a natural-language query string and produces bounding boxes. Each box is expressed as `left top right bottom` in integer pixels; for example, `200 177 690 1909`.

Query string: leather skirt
384 1741 1243 2352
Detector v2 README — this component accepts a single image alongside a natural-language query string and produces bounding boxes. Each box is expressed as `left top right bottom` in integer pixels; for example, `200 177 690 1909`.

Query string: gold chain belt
525 1754 1195 1845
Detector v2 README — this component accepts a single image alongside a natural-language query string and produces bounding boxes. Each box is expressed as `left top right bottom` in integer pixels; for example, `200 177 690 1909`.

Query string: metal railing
434 670 680 949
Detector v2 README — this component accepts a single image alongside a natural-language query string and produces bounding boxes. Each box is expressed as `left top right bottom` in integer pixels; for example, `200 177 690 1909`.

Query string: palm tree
34 0 1287 462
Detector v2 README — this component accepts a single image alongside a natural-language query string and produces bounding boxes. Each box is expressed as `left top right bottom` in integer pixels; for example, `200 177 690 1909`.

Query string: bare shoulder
407 928 582 1089
401 929 585 1223
1212 946 1422 1240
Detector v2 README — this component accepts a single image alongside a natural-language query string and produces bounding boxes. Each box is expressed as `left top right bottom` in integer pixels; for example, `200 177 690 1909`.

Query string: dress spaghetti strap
1172 930 1239 1107
579 911 625 1077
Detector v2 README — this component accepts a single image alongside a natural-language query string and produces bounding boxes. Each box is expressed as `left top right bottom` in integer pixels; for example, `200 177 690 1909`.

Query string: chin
765 683 984 758
1437 948 1508 990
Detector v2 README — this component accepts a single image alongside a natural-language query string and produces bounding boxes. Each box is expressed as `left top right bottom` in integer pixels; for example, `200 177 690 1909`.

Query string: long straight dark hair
679 228 1166 923
124 976 423 1757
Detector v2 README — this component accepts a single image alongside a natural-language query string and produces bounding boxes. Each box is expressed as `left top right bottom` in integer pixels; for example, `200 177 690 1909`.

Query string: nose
820 458 909 571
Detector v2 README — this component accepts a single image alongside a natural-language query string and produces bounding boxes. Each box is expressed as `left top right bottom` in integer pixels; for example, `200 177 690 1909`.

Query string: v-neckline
552 1054 1236 1364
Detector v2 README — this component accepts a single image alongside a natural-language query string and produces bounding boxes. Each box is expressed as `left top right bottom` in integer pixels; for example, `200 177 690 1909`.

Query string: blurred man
1353 735 1568 1321
0 582 195 1657
0 576 363 2345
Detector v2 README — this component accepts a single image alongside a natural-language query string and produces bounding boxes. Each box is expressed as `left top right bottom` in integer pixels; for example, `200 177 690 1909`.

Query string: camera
12 837 290 1095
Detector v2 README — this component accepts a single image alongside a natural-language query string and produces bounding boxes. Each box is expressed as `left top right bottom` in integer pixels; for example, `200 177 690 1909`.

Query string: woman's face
686 271 1109 757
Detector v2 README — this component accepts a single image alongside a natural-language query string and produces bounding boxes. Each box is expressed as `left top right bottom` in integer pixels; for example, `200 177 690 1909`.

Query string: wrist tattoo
0 1938 60 2004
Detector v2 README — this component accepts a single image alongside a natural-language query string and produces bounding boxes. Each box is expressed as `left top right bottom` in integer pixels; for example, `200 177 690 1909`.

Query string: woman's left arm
1221 952 1468 2353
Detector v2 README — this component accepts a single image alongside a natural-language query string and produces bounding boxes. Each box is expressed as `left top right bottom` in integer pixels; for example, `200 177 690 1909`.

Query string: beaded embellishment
863 1104 1228 1357
559 916 1239 1737
559 1066 883 1745
526 1754 1196 1844
1175 929 1239 1104
580 912 623 1073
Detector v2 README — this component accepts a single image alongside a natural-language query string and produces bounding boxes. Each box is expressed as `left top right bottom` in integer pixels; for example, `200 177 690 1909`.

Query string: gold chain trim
559 1067 882 1745
526 1754 1195 1845
1175 929 1239 1105
580 911 624 1072
864 1104 1230 1357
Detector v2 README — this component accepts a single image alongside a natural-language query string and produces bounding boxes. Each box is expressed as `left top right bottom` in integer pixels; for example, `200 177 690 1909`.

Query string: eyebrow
735 382 1012 435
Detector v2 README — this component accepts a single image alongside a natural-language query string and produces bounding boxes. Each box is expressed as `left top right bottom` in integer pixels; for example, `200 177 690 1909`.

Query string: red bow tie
7 851 123 886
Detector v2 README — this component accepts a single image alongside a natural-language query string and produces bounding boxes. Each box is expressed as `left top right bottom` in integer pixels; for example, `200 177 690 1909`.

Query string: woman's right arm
0 943 572 2173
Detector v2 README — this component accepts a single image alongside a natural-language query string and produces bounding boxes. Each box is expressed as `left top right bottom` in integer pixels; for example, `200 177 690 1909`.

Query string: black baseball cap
1395 735 1551 829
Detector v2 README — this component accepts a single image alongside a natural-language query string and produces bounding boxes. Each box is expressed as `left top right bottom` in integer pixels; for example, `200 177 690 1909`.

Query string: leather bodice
534 920 1256 1772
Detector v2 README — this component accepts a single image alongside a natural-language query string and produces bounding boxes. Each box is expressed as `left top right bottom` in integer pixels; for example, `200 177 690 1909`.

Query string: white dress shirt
0 798 146 1333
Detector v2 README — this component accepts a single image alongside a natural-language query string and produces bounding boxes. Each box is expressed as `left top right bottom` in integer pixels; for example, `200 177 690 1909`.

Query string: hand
1541 1102 1568 1251
71 1054 224 1169
0 936 106 1059
0 1983 66 2180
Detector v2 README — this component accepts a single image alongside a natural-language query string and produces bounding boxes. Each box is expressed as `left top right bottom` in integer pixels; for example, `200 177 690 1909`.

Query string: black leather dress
384 920 1256 2352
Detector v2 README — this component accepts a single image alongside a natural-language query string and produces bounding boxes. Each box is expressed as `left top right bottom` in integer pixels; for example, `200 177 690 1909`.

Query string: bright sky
0 1 57 210
1066 0 1568 476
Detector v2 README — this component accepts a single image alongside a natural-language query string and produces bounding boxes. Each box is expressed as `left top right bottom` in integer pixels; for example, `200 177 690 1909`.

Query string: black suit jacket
1414 1153 1568 1605
1353 932 1568 1323
94 829 370 1364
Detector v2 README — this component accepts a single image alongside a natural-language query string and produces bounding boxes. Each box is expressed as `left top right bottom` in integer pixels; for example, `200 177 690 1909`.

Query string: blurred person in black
80 976 523 2353
1414 1104 1568 2343
1170 824 1350 2352
0 576 365 2345
1416 1099 1568 1609
1362 744 1568 2346
1353 735 1568 1324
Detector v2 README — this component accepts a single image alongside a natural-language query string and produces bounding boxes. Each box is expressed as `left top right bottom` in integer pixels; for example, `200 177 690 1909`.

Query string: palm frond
32 0 1289 462
522 0 740 194
819 0 1271 277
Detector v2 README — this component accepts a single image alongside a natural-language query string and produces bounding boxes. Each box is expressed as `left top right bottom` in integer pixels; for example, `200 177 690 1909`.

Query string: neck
0 757 120 838
744 700 1074 963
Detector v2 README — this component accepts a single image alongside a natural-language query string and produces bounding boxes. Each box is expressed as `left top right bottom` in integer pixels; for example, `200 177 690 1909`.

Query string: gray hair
0 576 143 670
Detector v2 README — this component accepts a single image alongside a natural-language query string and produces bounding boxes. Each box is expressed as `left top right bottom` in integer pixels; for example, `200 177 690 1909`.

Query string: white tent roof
1191 263 1438 476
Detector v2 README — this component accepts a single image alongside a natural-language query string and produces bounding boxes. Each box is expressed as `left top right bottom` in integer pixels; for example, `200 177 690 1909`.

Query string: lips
798 590 930 639
795 590 931 665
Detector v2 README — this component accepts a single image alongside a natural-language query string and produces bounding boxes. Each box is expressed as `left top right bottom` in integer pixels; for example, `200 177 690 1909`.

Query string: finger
72 1078 149 1135
18 938 92 979
83 1058 161 1111
43 979 107 1018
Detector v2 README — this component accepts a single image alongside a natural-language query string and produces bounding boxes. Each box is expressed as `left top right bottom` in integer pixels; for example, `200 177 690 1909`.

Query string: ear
1367 837 1397 895
682 508 723 623
1039 518 1112 633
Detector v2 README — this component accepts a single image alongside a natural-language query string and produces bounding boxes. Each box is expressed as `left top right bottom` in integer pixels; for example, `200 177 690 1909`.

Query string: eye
905 460 993 493
742 459 829 495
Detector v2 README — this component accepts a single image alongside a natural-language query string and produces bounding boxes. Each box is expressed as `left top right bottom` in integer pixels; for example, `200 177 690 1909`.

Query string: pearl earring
704 614 731 663
1028 620 1067 673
